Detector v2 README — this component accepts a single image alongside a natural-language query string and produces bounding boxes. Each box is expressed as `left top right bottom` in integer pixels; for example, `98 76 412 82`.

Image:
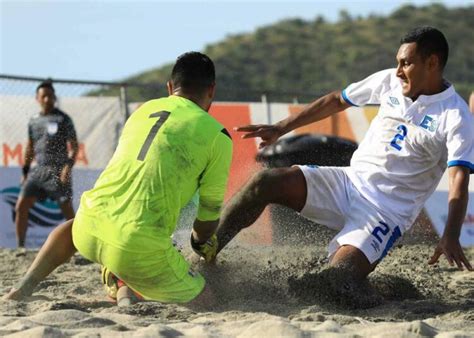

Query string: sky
1 0 472 83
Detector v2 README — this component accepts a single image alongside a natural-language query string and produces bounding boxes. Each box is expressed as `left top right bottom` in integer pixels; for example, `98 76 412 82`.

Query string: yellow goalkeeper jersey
77 95 233 252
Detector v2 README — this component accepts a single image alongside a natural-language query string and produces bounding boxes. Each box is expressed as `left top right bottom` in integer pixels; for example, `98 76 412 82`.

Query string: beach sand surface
1 221 473 337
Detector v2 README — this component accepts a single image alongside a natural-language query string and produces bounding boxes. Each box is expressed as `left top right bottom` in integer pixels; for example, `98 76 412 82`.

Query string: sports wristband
22 165 30 176
190 233 208 249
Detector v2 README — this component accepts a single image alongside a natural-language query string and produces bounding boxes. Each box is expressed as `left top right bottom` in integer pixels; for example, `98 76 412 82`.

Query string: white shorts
297 165 403 264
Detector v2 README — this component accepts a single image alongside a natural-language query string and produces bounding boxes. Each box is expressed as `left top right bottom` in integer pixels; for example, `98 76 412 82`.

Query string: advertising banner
0 167 101 248
1 96 472 248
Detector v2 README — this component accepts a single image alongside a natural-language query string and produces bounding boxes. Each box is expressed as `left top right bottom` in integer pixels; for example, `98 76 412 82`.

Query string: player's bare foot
2 288 27 301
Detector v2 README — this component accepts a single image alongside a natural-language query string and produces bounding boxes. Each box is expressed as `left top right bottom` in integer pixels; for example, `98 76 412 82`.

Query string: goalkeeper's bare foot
2 288 28 301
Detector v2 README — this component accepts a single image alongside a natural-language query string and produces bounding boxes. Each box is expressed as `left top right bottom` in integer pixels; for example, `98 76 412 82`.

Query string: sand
1 219 473 337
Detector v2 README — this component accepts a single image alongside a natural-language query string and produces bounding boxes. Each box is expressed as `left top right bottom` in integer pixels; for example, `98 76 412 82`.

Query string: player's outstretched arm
235 91 351 148
428 166 473 271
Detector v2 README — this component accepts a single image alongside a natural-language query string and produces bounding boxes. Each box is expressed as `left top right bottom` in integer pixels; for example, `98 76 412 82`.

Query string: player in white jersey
215 26 472 283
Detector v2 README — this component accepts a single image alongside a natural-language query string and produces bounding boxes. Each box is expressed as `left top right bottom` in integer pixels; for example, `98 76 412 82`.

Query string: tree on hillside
96 4 474 103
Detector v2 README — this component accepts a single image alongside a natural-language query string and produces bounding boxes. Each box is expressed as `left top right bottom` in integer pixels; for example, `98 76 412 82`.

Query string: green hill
112 4 474 103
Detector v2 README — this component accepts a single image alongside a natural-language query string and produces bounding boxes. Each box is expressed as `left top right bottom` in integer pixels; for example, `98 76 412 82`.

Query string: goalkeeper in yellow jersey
3 52 233 307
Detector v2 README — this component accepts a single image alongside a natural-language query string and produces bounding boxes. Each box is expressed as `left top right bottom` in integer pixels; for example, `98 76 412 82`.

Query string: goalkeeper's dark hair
171 52 215 95
36 80 55 94
401 26 449 70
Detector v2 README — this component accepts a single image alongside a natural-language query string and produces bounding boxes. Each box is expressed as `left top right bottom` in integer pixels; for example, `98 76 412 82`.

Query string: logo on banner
0 186 64 227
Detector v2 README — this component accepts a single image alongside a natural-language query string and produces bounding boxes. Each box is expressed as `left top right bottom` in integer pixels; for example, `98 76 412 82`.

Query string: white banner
0 95 123 170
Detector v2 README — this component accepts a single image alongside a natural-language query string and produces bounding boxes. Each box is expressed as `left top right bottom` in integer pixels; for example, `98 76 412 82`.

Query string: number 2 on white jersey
390 124 407 151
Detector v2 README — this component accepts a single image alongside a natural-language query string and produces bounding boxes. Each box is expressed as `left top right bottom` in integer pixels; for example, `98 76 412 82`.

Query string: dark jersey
28 108 77 167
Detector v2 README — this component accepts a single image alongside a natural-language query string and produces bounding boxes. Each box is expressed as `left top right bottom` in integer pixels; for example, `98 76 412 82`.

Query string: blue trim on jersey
341 89 358 107
447 160 474 173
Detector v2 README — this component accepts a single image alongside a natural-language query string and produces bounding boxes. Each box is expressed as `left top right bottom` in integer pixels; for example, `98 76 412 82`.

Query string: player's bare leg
318 245 383 307
14 195 37 248
3 219 76 300
216 167 306 253
330 245 377 282
288 245 382 307
59 200 75 220
216 166 379 285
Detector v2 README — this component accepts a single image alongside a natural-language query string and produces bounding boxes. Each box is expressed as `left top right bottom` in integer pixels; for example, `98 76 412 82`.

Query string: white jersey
342 68 474 231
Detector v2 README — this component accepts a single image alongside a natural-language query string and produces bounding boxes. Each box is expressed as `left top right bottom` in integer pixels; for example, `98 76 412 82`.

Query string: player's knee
330 245 376 281
250 169 281 200
251 168 302 204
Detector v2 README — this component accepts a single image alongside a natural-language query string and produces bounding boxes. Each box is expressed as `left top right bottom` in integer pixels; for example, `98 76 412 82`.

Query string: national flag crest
420 115 439 132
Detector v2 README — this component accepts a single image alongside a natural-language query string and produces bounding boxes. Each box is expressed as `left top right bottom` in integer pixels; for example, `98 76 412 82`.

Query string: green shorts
71 211 205 303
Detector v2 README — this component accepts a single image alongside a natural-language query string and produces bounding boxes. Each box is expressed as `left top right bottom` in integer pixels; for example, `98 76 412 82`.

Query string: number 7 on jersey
137 111 170 161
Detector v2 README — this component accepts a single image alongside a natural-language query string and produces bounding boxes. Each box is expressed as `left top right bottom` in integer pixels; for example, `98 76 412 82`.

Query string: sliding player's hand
234 124 283 148
428 235 472 271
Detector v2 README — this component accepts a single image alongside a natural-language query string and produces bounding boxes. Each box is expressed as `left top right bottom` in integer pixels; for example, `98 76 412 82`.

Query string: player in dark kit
15 81 78 248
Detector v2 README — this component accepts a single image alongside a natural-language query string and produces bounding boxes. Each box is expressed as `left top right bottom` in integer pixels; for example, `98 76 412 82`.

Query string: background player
16 81 78 248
